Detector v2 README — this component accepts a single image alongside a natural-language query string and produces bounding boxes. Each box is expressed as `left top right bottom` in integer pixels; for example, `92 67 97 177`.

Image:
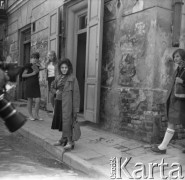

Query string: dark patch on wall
119 54 136 86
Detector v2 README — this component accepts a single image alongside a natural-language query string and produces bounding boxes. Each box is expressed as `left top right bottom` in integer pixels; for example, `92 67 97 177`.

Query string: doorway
18 26 31 99
65 0 104 123
22 40 31 99
76 32 86 113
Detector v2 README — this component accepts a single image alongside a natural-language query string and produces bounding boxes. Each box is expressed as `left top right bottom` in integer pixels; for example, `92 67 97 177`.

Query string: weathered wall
100 0 185 142
5 0 64 103
5 0 185 142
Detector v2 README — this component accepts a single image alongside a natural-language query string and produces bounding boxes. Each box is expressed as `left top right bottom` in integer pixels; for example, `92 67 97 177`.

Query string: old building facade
1 0 185 142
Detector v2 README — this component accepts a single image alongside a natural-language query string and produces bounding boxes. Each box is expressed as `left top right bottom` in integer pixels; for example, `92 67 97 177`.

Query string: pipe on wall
172 0 184 47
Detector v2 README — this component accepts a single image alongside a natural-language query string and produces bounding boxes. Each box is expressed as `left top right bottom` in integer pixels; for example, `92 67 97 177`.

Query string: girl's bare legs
34 97 41 120
27 98 34 119
158 122 175 150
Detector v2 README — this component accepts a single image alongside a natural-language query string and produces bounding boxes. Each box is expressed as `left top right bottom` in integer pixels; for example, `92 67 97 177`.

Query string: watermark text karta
110 157 184 179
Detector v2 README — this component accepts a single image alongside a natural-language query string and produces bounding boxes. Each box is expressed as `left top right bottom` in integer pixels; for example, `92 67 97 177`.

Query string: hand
32 64 39 73
0 69 9 90
56 90 59 94
176 77 183 84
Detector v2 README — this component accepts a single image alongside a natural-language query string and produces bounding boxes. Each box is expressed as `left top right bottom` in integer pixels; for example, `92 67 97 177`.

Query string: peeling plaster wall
5 0 64 104
101 0 184 142
5 0 185 142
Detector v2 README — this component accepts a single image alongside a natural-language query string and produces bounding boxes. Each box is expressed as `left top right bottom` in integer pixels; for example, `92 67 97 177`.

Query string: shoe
53 138 67 146
53 141 62 146
151 145 166 154
35 117 44 121
28 117 35 121
64 142 75 150
37 118 43 121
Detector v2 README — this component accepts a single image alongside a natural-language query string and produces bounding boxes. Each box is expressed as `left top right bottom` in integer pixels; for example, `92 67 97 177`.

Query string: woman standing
152 48 185 154
22 52 44 121
51 58 80 150
46 51 58 109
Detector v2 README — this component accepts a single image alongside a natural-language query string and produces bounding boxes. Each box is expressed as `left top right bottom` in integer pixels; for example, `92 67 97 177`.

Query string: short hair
31 52 40 59
58 58 73 75
172 48 185 61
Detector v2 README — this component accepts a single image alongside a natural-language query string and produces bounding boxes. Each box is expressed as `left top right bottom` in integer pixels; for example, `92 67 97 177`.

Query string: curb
17 127 109 179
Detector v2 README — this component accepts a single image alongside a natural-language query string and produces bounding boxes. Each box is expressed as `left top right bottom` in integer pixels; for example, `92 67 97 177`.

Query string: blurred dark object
0 62 23 82
0 94 27 132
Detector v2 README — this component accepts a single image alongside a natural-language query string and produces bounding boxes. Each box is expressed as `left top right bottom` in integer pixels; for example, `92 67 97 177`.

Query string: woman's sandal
53 138 67 146
28 117 35 121
63 142 75 150
53 141 62 146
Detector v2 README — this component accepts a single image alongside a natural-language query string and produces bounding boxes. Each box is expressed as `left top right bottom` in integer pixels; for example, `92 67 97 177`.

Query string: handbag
72 116 81 141
174 68 185 98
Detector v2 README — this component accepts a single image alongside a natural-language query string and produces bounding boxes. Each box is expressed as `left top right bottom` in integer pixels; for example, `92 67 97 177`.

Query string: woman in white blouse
46 51 58 109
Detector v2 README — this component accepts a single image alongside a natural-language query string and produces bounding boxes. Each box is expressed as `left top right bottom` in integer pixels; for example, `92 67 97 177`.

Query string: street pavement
0 117 89 180
10 101 185 180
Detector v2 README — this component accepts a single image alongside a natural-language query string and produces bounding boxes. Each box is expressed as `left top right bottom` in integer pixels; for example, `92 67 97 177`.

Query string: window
78 14 87 30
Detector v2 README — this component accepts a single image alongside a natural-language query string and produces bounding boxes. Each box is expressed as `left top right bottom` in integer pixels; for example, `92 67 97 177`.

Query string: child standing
22 52 44 121
152 48 185 154
51 58 80 150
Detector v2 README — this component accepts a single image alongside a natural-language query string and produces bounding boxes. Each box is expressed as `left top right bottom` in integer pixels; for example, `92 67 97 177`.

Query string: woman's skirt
51 99 63 131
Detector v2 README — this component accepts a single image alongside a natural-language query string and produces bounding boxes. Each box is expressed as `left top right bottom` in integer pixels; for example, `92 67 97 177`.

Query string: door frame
17 24 31 99
65 0 88 76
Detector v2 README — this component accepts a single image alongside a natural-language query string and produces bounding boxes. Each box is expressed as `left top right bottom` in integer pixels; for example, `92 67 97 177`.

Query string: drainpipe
172 0 184 47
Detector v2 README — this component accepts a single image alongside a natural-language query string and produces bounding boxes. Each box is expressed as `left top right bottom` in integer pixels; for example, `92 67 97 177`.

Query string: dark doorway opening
18 27 31 99
76 32 86 113
22 41 31 99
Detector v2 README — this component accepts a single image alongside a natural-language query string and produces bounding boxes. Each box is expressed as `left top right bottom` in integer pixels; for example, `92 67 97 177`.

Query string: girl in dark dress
152 49 185 154
22 52 44 121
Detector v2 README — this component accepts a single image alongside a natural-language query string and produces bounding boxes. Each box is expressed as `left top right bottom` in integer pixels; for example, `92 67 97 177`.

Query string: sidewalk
12 101 185 179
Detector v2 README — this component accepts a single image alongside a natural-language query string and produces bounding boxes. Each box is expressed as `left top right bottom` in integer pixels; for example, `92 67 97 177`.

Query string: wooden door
47 8 59 111
84 0 104 123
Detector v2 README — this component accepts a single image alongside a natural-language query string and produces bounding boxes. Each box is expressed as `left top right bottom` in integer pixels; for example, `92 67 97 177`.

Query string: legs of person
63 126 74 150
158 122 175 150
63 119 74 150
34 97 42 120
54 135 67 146
27 98 34 119
152 122 175 154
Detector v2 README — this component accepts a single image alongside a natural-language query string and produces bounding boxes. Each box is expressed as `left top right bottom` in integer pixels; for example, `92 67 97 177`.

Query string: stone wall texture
100 0 185 142
4 0 185 142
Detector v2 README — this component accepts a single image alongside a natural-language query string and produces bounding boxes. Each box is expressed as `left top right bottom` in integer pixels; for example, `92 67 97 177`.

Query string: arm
50 79 57 94
0 69 9 91
176 69 185 85
22 69 37 78
39 65 46 71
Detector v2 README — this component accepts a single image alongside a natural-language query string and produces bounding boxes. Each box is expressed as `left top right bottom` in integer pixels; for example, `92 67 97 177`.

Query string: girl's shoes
28 117 35 121
35 116 44 121
53 141 61 146
53 137 67 146
151 145 166 154
63 142 75 150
